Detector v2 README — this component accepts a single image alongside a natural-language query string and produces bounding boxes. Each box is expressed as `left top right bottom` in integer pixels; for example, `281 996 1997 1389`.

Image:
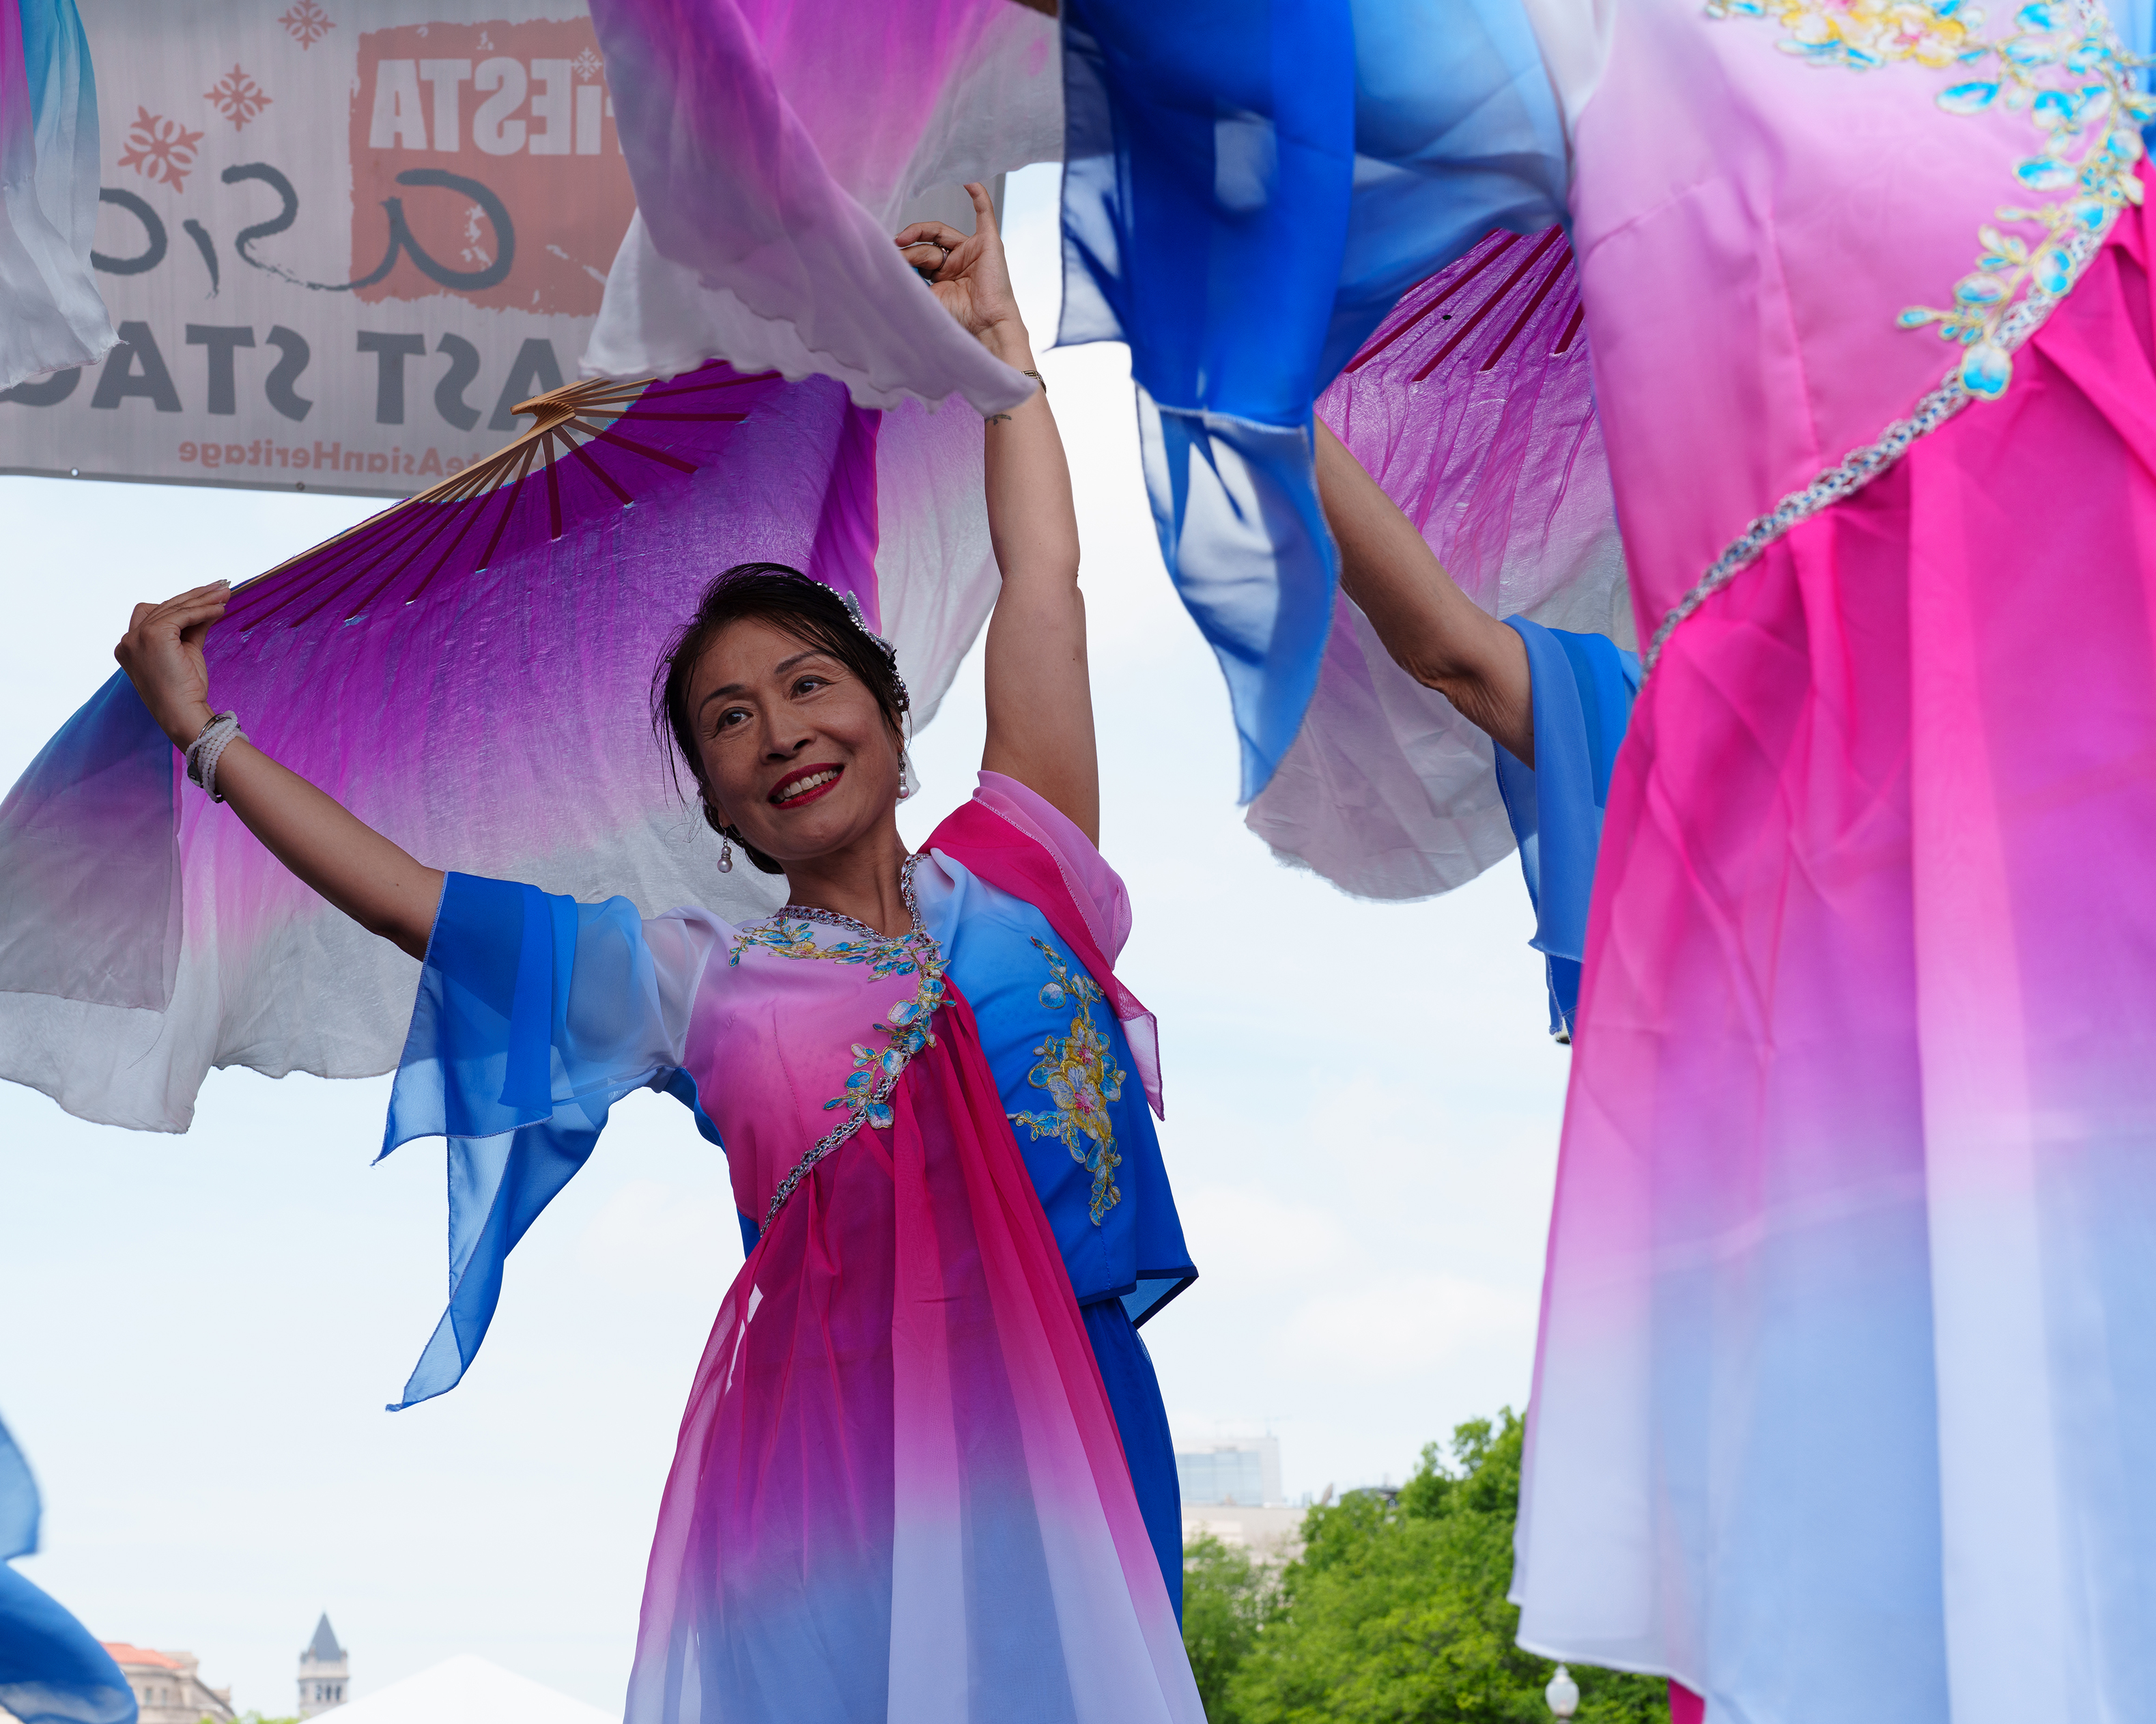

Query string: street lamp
1545 1665 1580 1720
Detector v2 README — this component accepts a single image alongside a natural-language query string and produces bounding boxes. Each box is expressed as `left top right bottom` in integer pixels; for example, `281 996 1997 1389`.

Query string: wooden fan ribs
1342 227 1587 393
1345 231 1521 376
223 368 774 634
1477 245 1570 373
1413 226 1565 381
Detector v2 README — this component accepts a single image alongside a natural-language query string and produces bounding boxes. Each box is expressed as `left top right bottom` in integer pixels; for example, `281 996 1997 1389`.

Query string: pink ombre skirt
1517 186 2156 1719
623 989 1200 1724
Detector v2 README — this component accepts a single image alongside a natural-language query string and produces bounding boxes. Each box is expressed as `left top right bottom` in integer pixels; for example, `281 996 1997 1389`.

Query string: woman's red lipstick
769 763 843 808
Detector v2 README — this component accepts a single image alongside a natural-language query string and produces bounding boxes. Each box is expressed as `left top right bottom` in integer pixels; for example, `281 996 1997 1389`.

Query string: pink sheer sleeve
969 771 1134 963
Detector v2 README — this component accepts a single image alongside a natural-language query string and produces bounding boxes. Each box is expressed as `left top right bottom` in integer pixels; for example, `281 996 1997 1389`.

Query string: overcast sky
0 166 1567 1714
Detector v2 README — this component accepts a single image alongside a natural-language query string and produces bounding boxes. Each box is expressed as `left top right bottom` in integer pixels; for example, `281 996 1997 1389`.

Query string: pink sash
924 774 1164 1118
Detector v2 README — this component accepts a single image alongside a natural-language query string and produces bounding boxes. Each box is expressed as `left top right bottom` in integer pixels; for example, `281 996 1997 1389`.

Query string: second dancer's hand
895 182 1032 366
115 581 230 747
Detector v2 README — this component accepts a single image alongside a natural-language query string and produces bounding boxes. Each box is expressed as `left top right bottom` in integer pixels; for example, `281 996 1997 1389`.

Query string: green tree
1182 1531 1282 1724
1194 1412 1665 1724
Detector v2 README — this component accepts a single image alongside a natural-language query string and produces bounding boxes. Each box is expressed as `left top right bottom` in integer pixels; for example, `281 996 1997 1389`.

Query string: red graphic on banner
118 107 205 190
205 65 274 130
350 18 635 315
280 0 334 49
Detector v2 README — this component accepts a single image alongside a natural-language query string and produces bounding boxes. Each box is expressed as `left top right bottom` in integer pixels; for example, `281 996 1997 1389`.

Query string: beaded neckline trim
1643 201 2114 673
776 892 908 944
760 856 946 1231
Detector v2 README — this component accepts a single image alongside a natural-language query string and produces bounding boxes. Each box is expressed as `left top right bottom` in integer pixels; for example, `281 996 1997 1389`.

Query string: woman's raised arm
115 582 445 958
1314 418 1535 765
898 184 1096 843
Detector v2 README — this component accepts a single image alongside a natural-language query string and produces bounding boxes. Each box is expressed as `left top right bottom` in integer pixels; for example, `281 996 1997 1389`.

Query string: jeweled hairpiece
831 585 910 713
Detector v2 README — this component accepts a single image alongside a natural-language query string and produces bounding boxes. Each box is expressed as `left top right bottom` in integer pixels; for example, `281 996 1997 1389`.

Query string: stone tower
296 1615 348 1717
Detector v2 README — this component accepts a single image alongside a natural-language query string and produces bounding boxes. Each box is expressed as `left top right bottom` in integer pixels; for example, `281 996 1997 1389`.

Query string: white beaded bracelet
184 710 246 804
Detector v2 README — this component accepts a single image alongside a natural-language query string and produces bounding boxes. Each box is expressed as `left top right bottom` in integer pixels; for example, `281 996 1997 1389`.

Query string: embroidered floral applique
1008 937 1126 1225
1709 0 2155 399
825 959 946 1133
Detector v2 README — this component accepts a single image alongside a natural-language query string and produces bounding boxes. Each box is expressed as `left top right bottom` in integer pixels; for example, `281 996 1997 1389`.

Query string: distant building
1175 1435 1282 1507
99 1645 236 1724
286 1655 606 1724
1180 1501 1307 1563
298 1615 350 1717
1178 1435 1303 1562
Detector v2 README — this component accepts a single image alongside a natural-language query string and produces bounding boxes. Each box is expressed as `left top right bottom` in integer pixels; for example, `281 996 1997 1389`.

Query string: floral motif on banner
1008 937 1126 1225
205 65 273 130
279 0 334 50
1710 0 2154 400
117 107 204 190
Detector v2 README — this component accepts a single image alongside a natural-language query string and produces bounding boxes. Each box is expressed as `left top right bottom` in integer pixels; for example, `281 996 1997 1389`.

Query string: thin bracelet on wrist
184 710 247 804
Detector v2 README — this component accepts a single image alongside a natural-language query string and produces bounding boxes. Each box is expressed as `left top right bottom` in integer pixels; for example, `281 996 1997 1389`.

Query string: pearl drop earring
718 834 734 874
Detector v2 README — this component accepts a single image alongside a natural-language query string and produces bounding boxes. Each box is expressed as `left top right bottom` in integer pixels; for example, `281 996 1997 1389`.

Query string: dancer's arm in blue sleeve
380 873 722 1409
1312 419 1639 1038
1313 419 1535 759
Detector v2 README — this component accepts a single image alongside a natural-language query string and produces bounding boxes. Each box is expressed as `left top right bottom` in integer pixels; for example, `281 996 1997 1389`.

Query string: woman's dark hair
653 562 909 875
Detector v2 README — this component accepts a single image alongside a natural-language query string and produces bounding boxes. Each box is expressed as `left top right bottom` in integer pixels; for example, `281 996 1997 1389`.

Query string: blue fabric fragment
0 1419 36 1564
1083 1299 1183 1622
1492 617 1641 1040
1058 0 1566 797
380 874 718 1409
2116 0 2156 143
1327 0 1574 379
14 0 100 136
0 1416 136 1724
1061 0 1354 799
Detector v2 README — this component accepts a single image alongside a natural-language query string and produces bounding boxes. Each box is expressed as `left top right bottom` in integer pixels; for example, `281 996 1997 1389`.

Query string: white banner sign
0 0 634 495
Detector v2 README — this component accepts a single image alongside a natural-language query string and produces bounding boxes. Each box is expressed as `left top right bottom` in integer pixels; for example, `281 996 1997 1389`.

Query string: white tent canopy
325 1658 615 1724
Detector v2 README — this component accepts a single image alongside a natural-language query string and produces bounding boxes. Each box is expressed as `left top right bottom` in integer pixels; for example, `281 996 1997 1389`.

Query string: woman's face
686 614 904 866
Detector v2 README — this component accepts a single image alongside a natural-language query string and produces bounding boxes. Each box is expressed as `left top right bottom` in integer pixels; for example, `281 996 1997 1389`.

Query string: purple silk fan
0 361 990 1133
1245 227 1633 903
225 371 812 630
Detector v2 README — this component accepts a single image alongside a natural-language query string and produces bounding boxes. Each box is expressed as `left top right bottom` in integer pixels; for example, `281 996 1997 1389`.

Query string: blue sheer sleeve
380 873 720 1409
1492 619 1641 1041
0 1416 134 1724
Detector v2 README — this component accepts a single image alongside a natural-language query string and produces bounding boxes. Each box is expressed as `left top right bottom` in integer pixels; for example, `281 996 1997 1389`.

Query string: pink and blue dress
384 772 1202 1723
12 0 2156 1710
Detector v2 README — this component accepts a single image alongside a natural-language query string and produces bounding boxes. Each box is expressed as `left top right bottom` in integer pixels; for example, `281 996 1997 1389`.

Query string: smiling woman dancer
111 185 1203 1724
